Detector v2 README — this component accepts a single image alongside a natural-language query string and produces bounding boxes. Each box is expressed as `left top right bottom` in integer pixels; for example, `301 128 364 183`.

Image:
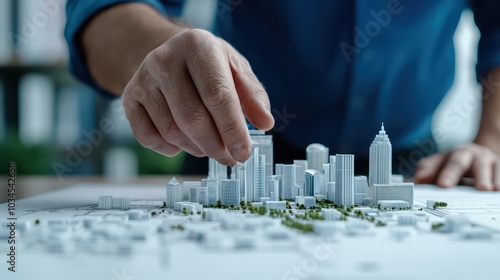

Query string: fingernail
231 143 250 162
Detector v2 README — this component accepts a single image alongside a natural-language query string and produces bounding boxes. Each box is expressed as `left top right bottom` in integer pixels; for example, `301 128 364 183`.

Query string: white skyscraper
304 169 320 196
233 162 246 199
323 163 330 184
326 182 336 201
328 155 336 183
244 150 255 203
306 143 329 171
334 154 355 207
202 178 218 205
244 147 266 202
198 187 208 205
250 130 273 178
294 160 308 195
220 179 241 206
270 179 280 201
275 163 284 197
208 158 228 181
254 153 266 201
189 187 199 203
281 164 297 199
166 177 183 209
369 123 392 185
363 123 414 207
267 175 282 199
183 181 201 201
354 176 368 205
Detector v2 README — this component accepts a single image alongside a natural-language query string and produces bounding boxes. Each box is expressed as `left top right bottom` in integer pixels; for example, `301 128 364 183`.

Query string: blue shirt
65 0 500 156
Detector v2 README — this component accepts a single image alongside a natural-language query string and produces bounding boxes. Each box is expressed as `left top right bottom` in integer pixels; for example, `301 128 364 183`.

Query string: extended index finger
183 31 252 162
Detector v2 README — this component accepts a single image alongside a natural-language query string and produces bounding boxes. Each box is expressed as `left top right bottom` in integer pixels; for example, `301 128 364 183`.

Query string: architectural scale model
166 124 414 211
1 124 499 280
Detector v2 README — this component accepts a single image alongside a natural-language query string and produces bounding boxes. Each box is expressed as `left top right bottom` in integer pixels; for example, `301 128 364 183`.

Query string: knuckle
152 47 177 67
158 118 183 141
181 29 215 50
451 148 471 161
144 49 177 80
131 70 156 97
121 93 135 111
446 157 468 171
183 110 210 136
454 146 470 155
219 119 240 139
147 48 166 63
449 159 469 171
231 54 252 72
182 31 223 63
147 40 178 62
134 67 153 84
202 79 232 109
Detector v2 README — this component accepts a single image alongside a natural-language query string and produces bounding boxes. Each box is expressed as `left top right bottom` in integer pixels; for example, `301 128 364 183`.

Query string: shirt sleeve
64 0 183 97
472 0 500 79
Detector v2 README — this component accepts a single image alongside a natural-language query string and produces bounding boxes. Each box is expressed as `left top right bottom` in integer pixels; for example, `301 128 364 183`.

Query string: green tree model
433 202 448 209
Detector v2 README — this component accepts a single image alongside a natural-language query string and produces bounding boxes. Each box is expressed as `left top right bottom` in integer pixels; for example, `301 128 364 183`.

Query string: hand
122 29 274 166
414 143 500 191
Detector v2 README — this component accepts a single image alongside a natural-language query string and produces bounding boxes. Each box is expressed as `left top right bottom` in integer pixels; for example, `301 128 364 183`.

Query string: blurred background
0 1 482 180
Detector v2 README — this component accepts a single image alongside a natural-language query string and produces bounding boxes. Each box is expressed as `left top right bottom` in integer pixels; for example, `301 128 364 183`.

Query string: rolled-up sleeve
64 0 182 97
472 0 500 78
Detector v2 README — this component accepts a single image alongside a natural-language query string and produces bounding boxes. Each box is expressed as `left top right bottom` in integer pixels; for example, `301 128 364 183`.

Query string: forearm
474 67 500 155
81 3 188 95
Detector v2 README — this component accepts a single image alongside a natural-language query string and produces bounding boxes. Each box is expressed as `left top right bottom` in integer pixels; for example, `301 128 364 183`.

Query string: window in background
105 98 134 143
18 0 68 64
0 80 5 141
19 74 54 145
182 0 216 30
104 147 138 179
56 87 80 146
0 0 12 64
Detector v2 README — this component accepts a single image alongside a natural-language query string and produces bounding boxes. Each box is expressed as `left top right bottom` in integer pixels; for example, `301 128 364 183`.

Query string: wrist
82 3 189 95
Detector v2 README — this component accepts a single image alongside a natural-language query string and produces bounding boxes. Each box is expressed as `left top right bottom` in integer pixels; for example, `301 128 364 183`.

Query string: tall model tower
244 147 266 202
369 123 392 185
249 129 273 177
166 177 182 209
334 154 355 207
